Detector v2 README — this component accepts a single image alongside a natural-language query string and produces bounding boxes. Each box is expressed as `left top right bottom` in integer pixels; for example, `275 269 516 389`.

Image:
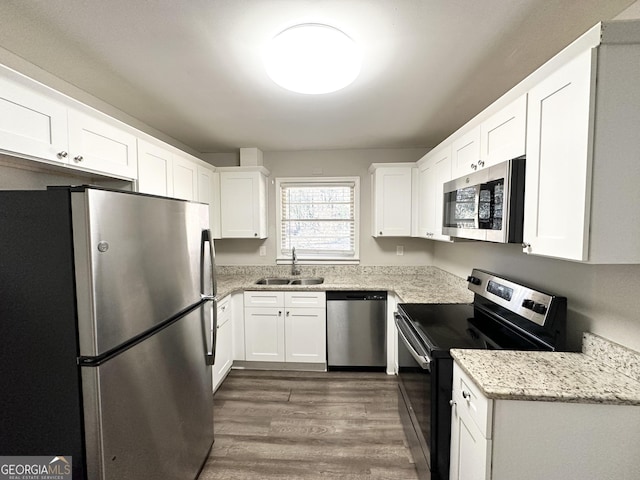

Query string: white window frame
276 176 360 264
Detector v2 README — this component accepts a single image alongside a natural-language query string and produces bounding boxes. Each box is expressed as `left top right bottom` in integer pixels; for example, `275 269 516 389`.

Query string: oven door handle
395 314 431 370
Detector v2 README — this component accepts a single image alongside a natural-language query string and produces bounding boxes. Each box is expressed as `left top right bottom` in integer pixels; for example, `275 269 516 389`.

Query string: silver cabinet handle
522 242 531 249
462 390 471 400
73 155 84 163
471 163 477 170
478 159 485 167
286 311 290 317
57 151 68 159
278 310 282 316
449 400 456 407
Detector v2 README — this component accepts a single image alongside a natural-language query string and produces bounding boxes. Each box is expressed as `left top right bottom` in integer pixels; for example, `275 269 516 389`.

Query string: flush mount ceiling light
264 23 362 95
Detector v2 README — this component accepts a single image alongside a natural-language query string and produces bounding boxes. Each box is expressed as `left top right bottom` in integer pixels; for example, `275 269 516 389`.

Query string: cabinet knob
449 400 456 407
478 160 485 167
278 310 282 316
462 390 471 400
254 233 258 237
379 231 383 235
522 242 531 249
470 163 477 170
57 151 68 159
286 311 290 317
73 155 84 163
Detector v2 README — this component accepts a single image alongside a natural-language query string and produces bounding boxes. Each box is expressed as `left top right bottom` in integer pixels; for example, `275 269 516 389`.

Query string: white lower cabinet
244 291 326 365
450 362 640 480
212 295 232 392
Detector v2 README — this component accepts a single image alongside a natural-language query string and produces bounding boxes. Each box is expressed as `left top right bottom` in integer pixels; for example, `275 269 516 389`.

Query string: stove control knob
522 299 535 310
532 303 548 315
467 275 481 286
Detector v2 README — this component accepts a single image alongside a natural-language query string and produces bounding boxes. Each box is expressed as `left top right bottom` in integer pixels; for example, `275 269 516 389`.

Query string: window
276 177 360 263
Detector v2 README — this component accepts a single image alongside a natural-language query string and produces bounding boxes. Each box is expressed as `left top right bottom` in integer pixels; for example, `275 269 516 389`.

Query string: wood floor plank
200 369 420 480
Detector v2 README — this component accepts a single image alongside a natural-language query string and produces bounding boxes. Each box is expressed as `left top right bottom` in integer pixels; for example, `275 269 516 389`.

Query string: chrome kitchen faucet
291 247 301 275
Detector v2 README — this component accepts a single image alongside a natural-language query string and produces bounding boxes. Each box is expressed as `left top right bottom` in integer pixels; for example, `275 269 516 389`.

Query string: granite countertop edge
451 349 640 406
214 269 474 304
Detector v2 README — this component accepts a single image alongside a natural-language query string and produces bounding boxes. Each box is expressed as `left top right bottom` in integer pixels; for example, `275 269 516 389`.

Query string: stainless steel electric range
395 269 567 480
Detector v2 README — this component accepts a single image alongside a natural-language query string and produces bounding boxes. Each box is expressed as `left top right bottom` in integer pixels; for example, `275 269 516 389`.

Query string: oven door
395 313 432 478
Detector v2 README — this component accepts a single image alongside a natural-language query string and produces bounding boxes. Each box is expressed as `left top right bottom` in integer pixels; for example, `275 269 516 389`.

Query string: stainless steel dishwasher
326 291 387 368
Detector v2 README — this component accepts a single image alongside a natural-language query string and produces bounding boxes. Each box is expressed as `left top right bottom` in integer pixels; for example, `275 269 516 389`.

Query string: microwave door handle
474 186 481 229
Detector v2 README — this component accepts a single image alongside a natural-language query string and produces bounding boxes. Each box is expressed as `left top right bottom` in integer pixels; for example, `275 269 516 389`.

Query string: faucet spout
291 247 301 275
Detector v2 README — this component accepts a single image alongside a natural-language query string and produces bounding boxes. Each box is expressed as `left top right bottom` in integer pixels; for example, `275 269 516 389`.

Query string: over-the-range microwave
442 157 525 243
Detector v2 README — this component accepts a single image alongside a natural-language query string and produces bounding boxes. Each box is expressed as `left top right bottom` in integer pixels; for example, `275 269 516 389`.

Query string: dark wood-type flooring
199 369 420 480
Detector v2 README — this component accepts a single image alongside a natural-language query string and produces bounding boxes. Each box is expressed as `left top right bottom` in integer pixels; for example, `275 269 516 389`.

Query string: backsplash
583 332 640 383
217 264 454 277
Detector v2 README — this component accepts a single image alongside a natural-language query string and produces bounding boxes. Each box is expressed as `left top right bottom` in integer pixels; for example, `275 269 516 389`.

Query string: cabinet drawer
244 291 285 307
285 291 326 308
453 364 493 438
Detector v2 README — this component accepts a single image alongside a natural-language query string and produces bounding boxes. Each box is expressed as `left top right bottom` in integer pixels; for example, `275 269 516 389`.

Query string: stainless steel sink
254 277 325 285
254 277 292 285
289 277 324 285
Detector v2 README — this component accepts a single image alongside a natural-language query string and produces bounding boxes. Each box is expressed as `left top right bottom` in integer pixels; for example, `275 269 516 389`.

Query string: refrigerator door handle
205 300 217 366
200 229 217 300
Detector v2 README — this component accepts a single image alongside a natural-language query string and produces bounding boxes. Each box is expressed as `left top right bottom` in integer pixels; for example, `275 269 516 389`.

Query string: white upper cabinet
171 153 199 201
370 163 415 237
523 50 593 261
67 108 137 179
198 167 221 239
416 145 452 241
480 94 527 167
0 72 68 163
523 21 640 263
137 139 174 197
219 168 268 239
451 126 481 178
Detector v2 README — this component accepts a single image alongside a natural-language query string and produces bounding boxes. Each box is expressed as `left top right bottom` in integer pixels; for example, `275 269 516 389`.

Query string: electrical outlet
396 245 404 256
259 245 267 256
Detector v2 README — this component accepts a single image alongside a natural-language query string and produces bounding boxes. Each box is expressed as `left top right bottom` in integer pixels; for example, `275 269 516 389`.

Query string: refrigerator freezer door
81 304 214 480
72 188 213 356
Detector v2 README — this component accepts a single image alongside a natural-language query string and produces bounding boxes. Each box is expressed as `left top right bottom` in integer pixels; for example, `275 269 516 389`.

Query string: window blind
280 181 356 257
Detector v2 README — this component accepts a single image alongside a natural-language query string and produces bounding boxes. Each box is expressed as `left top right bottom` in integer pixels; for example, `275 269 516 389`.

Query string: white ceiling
0 0 635 154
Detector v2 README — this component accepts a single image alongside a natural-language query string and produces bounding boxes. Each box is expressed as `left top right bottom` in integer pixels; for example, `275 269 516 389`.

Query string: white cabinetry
67 108 137 179
219 168 268 239
416 145 451 241
451 126 481 178
450 362 640 480
171 153 199 201
523 25 640 263
212 295 232 392
198 167 221 239
137 139 174 197
244 291 326 365
370 163 415 237
0 72 68 163
479 94 526 167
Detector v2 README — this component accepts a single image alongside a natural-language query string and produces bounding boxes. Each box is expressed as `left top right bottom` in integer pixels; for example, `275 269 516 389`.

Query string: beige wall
214 148 435 266
433 241 640 352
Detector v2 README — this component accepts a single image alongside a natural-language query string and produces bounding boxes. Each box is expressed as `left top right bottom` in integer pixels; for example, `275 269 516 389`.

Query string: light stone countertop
215 265 474 304
451 333 640 406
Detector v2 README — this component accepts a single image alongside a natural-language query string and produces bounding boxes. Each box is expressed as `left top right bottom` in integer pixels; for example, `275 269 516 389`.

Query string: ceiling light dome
264 23 362 95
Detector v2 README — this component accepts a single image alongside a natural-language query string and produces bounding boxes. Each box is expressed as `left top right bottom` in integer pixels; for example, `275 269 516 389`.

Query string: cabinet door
0 73 68 163
212 299 232 392
172 154 198 201
220 171 267 238
198 167 221 239
416 160 434 238
523 49 594 261
449 398 492 480
244 308 285 362
480 94 527 167
451 126 481 178
417 146 451 240
284 308 326 363
68 109 137 179
371 166 413 237
137 140 173 197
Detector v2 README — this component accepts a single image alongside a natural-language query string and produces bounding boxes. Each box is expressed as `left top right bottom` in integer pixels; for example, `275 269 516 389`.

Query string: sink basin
289 277 324 285
254 277 292 285
254 277 325 285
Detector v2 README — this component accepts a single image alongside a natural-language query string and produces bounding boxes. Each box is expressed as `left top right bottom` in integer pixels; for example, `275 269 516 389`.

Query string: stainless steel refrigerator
0 186 216 480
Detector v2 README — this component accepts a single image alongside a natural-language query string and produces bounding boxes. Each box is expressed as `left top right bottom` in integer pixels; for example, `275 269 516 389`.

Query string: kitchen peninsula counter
451 332 640 406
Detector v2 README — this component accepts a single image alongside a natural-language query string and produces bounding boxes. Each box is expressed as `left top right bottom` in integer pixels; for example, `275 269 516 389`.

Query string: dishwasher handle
326 291 387 301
